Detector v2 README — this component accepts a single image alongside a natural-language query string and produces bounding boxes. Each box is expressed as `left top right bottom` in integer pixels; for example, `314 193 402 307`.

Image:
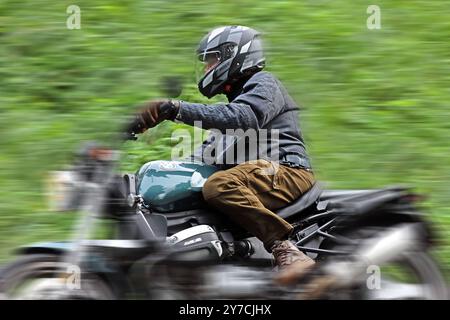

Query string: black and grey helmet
196 26 265 98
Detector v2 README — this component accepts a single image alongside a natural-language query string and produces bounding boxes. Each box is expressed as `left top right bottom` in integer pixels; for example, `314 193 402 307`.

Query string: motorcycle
0 130 447 300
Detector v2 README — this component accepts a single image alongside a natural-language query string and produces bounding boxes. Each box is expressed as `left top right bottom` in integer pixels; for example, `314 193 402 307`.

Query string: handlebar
122 114 145 142
122 132 138 141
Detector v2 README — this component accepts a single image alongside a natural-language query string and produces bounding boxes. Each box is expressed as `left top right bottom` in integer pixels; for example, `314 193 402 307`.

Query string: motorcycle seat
276 182 323 219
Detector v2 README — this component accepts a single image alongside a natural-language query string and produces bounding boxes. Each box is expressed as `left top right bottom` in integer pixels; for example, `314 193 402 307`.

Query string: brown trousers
202 159 315 250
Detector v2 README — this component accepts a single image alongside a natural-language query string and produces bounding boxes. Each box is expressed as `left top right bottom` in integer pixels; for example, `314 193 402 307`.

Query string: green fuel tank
136 160 219 213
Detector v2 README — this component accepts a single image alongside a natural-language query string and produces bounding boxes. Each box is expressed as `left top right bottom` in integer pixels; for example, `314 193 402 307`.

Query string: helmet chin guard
196 26 266 98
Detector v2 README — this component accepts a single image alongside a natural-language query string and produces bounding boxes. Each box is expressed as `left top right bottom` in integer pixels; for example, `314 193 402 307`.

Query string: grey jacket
175 71 312 170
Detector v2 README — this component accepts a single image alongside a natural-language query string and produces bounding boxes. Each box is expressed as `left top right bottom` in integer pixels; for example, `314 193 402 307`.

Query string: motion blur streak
0 1 448 299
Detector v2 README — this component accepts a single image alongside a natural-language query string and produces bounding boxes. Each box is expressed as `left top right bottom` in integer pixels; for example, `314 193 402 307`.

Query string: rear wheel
317 225 448 300
360 251 448 300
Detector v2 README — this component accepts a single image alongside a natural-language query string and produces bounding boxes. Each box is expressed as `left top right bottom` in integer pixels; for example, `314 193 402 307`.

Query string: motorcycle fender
15 241 74 255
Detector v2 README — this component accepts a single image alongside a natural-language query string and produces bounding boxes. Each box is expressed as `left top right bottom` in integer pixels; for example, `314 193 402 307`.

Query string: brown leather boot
271 240 315 286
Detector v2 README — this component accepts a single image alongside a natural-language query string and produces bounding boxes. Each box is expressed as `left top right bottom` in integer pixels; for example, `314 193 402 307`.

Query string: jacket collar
225 72 258 102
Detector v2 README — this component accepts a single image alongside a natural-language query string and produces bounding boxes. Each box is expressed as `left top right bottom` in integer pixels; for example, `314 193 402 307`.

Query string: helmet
196 26 265 98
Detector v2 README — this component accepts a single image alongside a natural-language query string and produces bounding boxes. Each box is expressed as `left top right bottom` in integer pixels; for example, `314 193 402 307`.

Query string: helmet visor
197 50 221 64
195 50 221 84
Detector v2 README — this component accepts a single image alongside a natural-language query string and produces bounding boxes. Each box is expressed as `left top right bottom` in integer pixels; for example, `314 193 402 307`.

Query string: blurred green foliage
0 1 449 278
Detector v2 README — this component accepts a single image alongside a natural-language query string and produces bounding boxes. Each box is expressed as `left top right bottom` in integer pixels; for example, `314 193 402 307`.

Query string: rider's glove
127 99 180 135
159 99 181 122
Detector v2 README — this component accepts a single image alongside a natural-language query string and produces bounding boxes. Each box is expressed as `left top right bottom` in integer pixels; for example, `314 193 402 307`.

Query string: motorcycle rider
129 26 315 285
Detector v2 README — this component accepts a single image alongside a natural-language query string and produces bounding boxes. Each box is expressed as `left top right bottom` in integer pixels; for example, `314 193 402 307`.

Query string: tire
325 226 448 300
0 254 116 300
360 251 448 300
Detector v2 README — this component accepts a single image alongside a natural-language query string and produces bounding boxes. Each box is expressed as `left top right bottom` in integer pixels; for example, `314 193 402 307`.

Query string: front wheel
0 254 115 300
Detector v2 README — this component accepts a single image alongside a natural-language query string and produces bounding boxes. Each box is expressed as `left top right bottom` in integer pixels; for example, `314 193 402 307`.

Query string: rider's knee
202 171 243 201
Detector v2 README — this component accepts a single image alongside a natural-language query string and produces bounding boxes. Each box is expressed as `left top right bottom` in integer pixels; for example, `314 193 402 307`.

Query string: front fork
60 181 109 283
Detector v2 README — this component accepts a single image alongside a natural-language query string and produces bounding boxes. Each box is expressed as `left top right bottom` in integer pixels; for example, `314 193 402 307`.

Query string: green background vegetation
0 1 449 279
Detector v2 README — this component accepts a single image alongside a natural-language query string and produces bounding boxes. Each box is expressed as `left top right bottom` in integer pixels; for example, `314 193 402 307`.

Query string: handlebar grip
122 132 138 141
122 114 146 141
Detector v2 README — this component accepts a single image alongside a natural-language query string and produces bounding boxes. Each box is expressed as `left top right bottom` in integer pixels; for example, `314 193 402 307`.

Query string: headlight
46 170 81 212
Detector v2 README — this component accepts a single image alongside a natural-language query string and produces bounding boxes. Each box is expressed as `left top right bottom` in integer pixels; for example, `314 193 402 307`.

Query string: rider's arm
175 73 286 132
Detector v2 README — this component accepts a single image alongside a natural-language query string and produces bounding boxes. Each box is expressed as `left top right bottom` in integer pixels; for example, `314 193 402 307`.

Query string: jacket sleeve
175 76 286 132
